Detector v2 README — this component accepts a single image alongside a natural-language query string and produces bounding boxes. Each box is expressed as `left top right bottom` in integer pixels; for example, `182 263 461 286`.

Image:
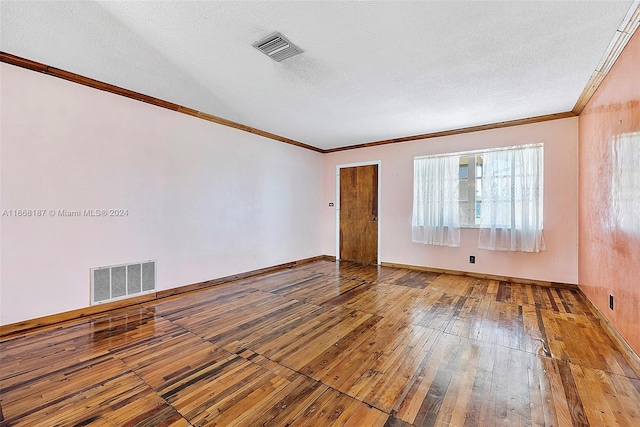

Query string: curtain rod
415 142 543 160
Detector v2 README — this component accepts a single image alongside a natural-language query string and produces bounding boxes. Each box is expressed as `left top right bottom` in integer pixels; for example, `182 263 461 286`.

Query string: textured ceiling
0 1 634 150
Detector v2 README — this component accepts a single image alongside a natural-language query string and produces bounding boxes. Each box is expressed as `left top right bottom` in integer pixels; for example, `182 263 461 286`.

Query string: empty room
1 1 639 426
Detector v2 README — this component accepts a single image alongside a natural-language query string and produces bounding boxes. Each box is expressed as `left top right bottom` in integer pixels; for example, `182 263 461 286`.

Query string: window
412 143 545 252
458 155 483 227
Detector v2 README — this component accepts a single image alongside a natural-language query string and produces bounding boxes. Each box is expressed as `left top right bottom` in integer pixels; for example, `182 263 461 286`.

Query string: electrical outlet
469 256 475 264
609 294 614 310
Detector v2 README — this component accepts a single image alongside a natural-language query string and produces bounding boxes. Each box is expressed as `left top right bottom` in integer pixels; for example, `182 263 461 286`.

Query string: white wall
0 62 581 326
322 118 579 284
0 64 323 325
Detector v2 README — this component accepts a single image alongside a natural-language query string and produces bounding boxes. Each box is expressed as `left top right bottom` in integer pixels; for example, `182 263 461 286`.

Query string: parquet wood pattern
1 260 639 426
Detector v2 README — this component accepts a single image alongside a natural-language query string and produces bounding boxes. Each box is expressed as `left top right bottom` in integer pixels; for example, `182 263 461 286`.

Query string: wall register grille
91 260 156 304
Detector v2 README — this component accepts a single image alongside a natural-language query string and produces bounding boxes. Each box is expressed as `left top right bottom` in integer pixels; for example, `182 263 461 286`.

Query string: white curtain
412 155 460 247
478 144 545 252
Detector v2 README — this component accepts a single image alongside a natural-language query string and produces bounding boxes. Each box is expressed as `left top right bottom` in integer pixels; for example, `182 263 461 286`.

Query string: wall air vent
91 260 156 305
253 32 303 62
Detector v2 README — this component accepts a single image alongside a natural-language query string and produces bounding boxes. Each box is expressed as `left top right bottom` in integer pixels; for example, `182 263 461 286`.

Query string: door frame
336 160 382 265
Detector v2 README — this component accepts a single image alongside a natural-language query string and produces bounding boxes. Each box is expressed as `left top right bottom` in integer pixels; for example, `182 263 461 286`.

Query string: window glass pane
460 201 469 224
459 156 477 226
459 179 469 201
459 164 469 179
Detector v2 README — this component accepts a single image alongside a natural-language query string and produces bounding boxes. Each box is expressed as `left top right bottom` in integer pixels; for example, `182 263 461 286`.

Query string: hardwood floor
1 260 639 426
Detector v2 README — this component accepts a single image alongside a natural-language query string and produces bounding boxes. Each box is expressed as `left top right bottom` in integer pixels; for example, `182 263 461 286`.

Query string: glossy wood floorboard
1 260 639 426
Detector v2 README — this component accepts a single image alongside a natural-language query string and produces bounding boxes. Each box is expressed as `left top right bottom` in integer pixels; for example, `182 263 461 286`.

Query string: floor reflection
90 307 156 342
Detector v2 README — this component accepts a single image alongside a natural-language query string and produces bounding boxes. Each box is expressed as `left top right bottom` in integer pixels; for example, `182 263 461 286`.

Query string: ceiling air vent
253 32 302 62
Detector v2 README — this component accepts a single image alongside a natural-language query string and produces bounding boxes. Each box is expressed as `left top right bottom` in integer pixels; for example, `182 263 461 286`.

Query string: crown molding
323 112 576 153
0 52 323 153
572 0 640 114
4 1 637 159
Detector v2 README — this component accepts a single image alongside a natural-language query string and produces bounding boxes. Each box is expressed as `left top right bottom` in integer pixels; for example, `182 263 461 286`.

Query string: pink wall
578 30 640 355
0 64 323 325
323 118 579 284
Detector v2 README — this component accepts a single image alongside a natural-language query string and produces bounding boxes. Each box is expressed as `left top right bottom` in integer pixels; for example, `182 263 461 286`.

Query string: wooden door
339 165 378 264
